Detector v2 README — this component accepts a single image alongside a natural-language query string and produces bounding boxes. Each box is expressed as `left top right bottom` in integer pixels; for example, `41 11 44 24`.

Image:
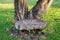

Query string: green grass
0 0 60 40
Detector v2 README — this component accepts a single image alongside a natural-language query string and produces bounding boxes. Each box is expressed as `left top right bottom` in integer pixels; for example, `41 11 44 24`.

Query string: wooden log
15 19 46 30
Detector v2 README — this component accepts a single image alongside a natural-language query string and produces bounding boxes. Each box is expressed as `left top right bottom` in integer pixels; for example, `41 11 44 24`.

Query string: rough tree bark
14 0 28 21
26 0 53 19
14 0 19 21
14 0 53 20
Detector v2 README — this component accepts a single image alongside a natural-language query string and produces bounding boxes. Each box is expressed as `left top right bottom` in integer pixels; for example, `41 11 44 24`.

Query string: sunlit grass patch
43 7 60 21
0 4 14 9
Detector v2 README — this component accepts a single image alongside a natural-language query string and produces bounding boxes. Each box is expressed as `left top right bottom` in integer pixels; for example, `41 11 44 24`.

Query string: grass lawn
0 0 60 40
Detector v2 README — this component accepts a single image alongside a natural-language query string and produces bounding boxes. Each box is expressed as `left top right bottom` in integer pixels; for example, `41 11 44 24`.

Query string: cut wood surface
15 19 46 30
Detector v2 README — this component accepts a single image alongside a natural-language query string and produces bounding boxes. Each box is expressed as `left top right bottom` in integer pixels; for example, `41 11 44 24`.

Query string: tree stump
9 0 53 40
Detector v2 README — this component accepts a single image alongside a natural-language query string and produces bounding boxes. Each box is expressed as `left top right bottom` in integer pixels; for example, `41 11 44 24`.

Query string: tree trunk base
9 19 47 40
9 27 47 40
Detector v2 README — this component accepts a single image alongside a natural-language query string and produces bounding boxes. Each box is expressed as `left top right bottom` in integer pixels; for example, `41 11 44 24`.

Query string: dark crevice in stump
9 27 47 40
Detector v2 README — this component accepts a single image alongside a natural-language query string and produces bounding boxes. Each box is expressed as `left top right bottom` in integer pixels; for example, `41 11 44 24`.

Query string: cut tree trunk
14 0 47 30
15 19 46 30
14 0 53 31
12 0 53 40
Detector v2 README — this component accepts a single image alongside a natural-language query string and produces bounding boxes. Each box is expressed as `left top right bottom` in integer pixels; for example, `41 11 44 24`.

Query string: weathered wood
15 19 46 30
